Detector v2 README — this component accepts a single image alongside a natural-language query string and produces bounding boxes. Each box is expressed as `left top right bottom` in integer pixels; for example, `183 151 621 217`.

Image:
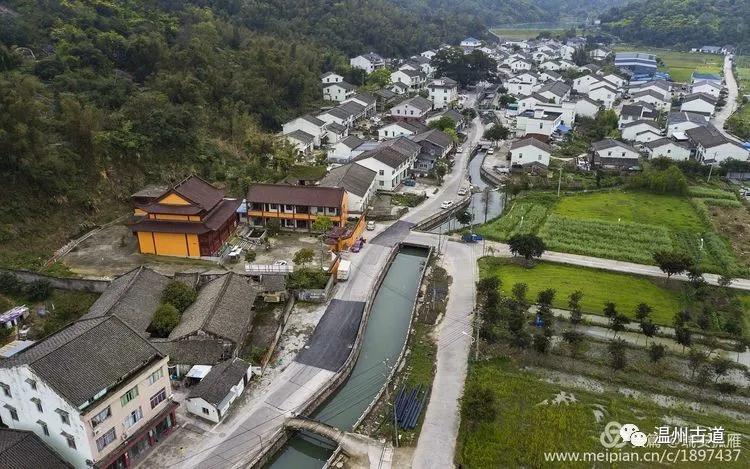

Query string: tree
432 47 497 87
427 116 456 132
483 124 510 142
507 234 546 266
365 67 391 89
511 282 528 305
266 219 281 236
603 302 618 320
711 356 733 383
455 209 473 226
675 327 692 353
26 280 52 302
610 313 629 338
312 215 333 233
462 386 496 422
640 320 659 341
571 47 589 66
536 288 556 307
562 330 585 359
245 250 257 262
653 250 693 281
634 303 652 322
608 339 627 371
433 162 448 185
649 343 666 363
687 348 708 378
568 290 584 327
162 281 198 313
148 303 180 338
293 248 315 267
533 333 550 354
476 277 500 309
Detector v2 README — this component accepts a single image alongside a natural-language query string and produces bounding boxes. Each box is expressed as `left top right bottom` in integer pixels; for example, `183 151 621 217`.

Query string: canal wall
323 242 433 468
249 245 402 469
411 196 471 232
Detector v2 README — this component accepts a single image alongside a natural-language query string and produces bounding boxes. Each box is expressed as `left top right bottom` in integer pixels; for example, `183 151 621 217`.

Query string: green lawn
457 358 750 469
613 45 723 82
479 258 682 324
552 192 704 232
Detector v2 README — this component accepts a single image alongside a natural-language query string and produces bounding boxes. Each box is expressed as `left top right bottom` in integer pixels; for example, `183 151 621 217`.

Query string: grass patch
476 193 555 242
613 45 723 82
688 186 738 200
391 193 426 207
479 257 682 324
457 357 750 468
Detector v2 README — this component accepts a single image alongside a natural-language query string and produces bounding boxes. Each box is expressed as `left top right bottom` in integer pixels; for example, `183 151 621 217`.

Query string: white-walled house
186 358 251 424
390 96 433 121
588 84 618 109
573 74 602 94
427 77 458 109
390 69 426 92
686 125 749 164
350 52 384 73
321 72 344 84
509 138 552 167
323 81 357 102
592 139 641 169
516 108 563 137
692 81 722 98
644 138 692 161
680 93 718 116
327 135 366 163
353 139 419 190
601 73 627 89
631 89 671 111
319 163 377 213
667 111 710 137
537 81 570 104
283 115 327 147
575 96 601 119
621 120 663 142
378 121 424 140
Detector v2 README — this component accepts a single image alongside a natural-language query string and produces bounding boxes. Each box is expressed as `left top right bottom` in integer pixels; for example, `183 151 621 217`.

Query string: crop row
687 186 737 200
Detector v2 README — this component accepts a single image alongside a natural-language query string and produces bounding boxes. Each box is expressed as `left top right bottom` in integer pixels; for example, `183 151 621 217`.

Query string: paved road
714 54 739 132
477 240 750 291
411 237 477 469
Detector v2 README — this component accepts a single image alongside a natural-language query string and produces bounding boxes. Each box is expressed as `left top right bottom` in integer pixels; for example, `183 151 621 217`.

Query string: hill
600 0 750 49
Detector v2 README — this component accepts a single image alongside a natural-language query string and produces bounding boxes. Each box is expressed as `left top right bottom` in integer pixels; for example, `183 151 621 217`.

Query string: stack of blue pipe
394 385 429 430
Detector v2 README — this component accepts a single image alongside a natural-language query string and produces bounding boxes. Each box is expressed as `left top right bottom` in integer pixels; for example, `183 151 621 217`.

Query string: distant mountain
600 0 750 49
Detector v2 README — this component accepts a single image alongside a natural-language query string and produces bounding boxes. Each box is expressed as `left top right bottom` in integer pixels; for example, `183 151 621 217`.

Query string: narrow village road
714 54 739 132
478 240 750 291
410 237 477 469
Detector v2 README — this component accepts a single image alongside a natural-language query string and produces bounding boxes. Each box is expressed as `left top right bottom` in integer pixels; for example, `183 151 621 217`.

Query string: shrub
26 280 52 301
287 269 329 290
0 272 21 295
266 219 281 236
687 187 737 200
148 303 181 338
462 385 497 422
162 281 197 313
245 250 257 262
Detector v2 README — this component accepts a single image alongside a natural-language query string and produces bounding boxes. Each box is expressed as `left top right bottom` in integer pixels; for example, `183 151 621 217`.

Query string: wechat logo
600 421 648 448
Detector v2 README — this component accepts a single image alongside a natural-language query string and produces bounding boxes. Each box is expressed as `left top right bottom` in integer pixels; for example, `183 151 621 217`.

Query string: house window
120 386 139 407
150 388 167 409
607 151 612 156
202 408 210 415
378 170 384 176
37 420 49 436
56 408 70 425
60 431 76 449
269 203 278 210
96 428 117 452
26 378 37 391
622 152 626 157
147 368 164 386
31 397 43 413
0 382 11 398
284 204 294 212
123 406 143 429
539 123 543 129
4 404 18 421
91 406 111 428
379 181 384 187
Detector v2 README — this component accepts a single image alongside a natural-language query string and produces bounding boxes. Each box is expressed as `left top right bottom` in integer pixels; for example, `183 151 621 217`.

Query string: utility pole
557 167 563 197
707 163 714 183
474 309 481 361
383 358 398 448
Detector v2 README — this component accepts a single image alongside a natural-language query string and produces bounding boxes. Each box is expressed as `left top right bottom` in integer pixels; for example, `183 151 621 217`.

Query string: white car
457 187 468 196
273 260 288 266
440 200 454 209
366 220 376 230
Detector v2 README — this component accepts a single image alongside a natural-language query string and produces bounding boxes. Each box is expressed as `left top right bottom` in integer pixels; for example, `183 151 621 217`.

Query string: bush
148 303 181 338
462 385 497 422
26 280 52 301
245 250 257 262
266 219 281 236
0 272 21 295
162 281 197 313
287 269 329 290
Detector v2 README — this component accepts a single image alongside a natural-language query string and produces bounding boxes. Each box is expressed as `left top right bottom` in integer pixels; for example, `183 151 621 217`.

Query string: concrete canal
429 150 505 234
267 245 429 469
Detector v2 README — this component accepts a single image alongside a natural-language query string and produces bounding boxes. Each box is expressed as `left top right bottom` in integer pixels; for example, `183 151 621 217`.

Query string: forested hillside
600 0 750 49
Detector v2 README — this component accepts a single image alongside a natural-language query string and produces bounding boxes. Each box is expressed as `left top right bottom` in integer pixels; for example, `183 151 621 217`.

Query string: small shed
0 306 29 329
186 358 251 423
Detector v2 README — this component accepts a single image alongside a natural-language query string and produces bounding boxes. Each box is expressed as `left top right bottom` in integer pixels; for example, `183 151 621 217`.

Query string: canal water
429 151 505 234
267 245 429 469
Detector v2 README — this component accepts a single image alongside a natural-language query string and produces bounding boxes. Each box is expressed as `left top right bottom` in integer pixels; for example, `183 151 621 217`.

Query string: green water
267 246 428 468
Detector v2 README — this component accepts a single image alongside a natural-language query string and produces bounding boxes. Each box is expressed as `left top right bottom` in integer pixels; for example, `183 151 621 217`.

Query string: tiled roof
188 358 250 406
0 429 72 469
591 138 639 154
686 125 743 149
2 316 163 407
247 183 345 207
286 129 315 145
169 273 258 347
411 129 453 150
151 338 226 366
171 176 224 212
319 163 376 197
396 96 433 112
511 137 553 153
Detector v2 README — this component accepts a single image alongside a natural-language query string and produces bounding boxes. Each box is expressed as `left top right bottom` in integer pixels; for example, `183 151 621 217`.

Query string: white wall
681 100 715 115
510 147 550 166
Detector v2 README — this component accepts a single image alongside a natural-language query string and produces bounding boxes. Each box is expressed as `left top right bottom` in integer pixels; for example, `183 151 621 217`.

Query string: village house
588 83 619 109
319 163 377 213
343 92 377 118
591 139 641 170
284 130 314 157
353 138 420 190
320 72 343 85
509 138 552 167
427 77 458 110
246 184 347 231
539 70 562 83
680 93 718 116
323 81 357 102
390 96 433 121
536 102 577 127
691 72 722 86
572 74 602 94
350 52 384 73
0 315 177 469
589 47 611 60
0 428 72 468
425 108 465 130
631 89 671 111
516 93 551 114
691 80 723 98
575 96 602 119
185 358 251 424
666 111 710 137
411 129 454 175
390 69 426 92
460 37 482 49
515 108 563 137
378 121 426 140
619 103 658 128
621 120 664 143
601 73 627 89
632 80 671 100
129 176 241 258
327 135 366 163
686 125 749 164
537 81 571 104
283 115 327 147
644 138 692 161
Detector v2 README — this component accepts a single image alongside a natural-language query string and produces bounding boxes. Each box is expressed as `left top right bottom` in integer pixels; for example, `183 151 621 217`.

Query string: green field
457 358 750 469
614 45 723 82
479 258 682 324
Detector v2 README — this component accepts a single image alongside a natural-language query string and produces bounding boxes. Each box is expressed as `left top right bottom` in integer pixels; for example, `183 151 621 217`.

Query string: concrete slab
295 299 365 371
370 221 415 247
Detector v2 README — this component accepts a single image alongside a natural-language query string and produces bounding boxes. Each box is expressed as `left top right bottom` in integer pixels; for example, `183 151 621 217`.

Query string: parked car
273 260 288 266
440 200 454 209
403 179 416 187
740 187 750 197
457 187 468 196
366 220 376 230
462 233 483 243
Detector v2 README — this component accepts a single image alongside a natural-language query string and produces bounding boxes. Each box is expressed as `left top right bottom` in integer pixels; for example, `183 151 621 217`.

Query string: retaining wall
0 268 110 293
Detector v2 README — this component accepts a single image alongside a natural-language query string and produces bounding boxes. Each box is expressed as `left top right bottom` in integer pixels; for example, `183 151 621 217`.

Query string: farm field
457 357 750 469
613 45 723 82
476 190 743 274
479 258 683 324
